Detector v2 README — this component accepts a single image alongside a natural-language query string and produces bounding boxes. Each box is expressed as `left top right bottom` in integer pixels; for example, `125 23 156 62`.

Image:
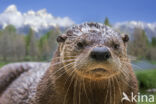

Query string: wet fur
0 62 47 96
34 48 138 104
0 23 138 104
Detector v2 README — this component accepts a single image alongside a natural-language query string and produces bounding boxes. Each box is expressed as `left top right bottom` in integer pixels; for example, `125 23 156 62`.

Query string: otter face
57 23 129 80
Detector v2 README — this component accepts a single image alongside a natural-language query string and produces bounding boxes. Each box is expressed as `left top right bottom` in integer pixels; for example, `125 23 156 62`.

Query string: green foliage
135 69 156 89
0 23 155 62
104 17 111 27
0 26 26 61
151 37 156 47
0 30 2 36
25 28 39 59
128 28 150 59
127 27 156 60
25 28 35 54
0 25 61 61
142 30 149 45
4 25 16 33
39 28 60 60
136 69 156 104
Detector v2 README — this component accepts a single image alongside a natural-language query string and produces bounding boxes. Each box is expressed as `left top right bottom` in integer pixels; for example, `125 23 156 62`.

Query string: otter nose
90 47 111 61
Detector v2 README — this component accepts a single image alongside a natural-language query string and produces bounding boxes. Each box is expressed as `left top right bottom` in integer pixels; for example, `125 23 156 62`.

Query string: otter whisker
52 56 77 60
64 49 74 52
50 59 76 67
104 79 109 104
111 77 114 104
63 65 77 104
63 64 80 103
112 77 116 104
72 62 87 104
64 49 73 51
54 62 76 80
120 57 136 61
62 59 76 63
73 72 78 104
121 61 144 70
110 78 113 104
108 79 111 104
78 77 81 104
64 52 75 54
119 65 130 77
71 64 81 104
120 67 131 82
52 60 75 76
114 75 122 102
63 66 77 104
65 56 77 58
64 56 77 58
119 69 137 90
82 75 90 103
64 66 77 86
109 78 112 104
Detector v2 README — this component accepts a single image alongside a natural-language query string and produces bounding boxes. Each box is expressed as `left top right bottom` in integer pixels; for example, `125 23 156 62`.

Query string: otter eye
113 44 120 49
77 42 84 49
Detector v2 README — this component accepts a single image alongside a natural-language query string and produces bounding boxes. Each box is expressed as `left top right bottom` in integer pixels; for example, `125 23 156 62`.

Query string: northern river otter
0 22 138 104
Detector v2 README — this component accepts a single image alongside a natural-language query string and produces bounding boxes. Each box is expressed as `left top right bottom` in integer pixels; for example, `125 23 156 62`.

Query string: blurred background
0 0 156 103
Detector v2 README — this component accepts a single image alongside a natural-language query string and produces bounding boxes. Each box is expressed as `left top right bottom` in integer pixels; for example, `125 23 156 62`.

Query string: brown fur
34 49 138 104
33 23 138 104
0 63 39 96
0 23 138 104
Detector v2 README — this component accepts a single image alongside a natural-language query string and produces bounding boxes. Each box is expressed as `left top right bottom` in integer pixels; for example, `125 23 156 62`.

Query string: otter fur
0 22 138 104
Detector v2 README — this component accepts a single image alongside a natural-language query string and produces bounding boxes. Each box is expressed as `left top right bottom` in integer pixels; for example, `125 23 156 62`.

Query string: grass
150 61 156 65
0 62 8 68
135 69 156 104
135 69 156 89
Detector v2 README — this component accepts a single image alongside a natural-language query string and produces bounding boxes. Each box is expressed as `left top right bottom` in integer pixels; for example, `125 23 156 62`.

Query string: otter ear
122 34 129 43
57 34 67 43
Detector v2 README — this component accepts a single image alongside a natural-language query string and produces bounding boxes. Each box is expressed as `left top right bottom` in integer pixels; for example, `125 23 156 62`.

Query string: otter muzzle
90 47 111 61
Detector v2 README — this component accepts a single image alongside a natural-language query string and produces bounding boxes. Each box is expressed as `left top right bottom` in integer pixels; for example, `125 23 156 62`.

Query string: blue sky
0 0 156 24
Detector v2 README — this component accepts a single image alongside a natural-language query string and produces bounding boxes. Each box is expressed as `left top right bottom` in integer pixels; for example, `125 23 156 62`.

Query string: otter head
57 22 129 80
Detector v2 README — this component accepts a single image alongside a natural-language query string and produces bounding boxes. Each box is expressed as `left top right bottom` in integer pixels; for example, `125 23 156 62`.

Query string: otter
0 22 138 104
